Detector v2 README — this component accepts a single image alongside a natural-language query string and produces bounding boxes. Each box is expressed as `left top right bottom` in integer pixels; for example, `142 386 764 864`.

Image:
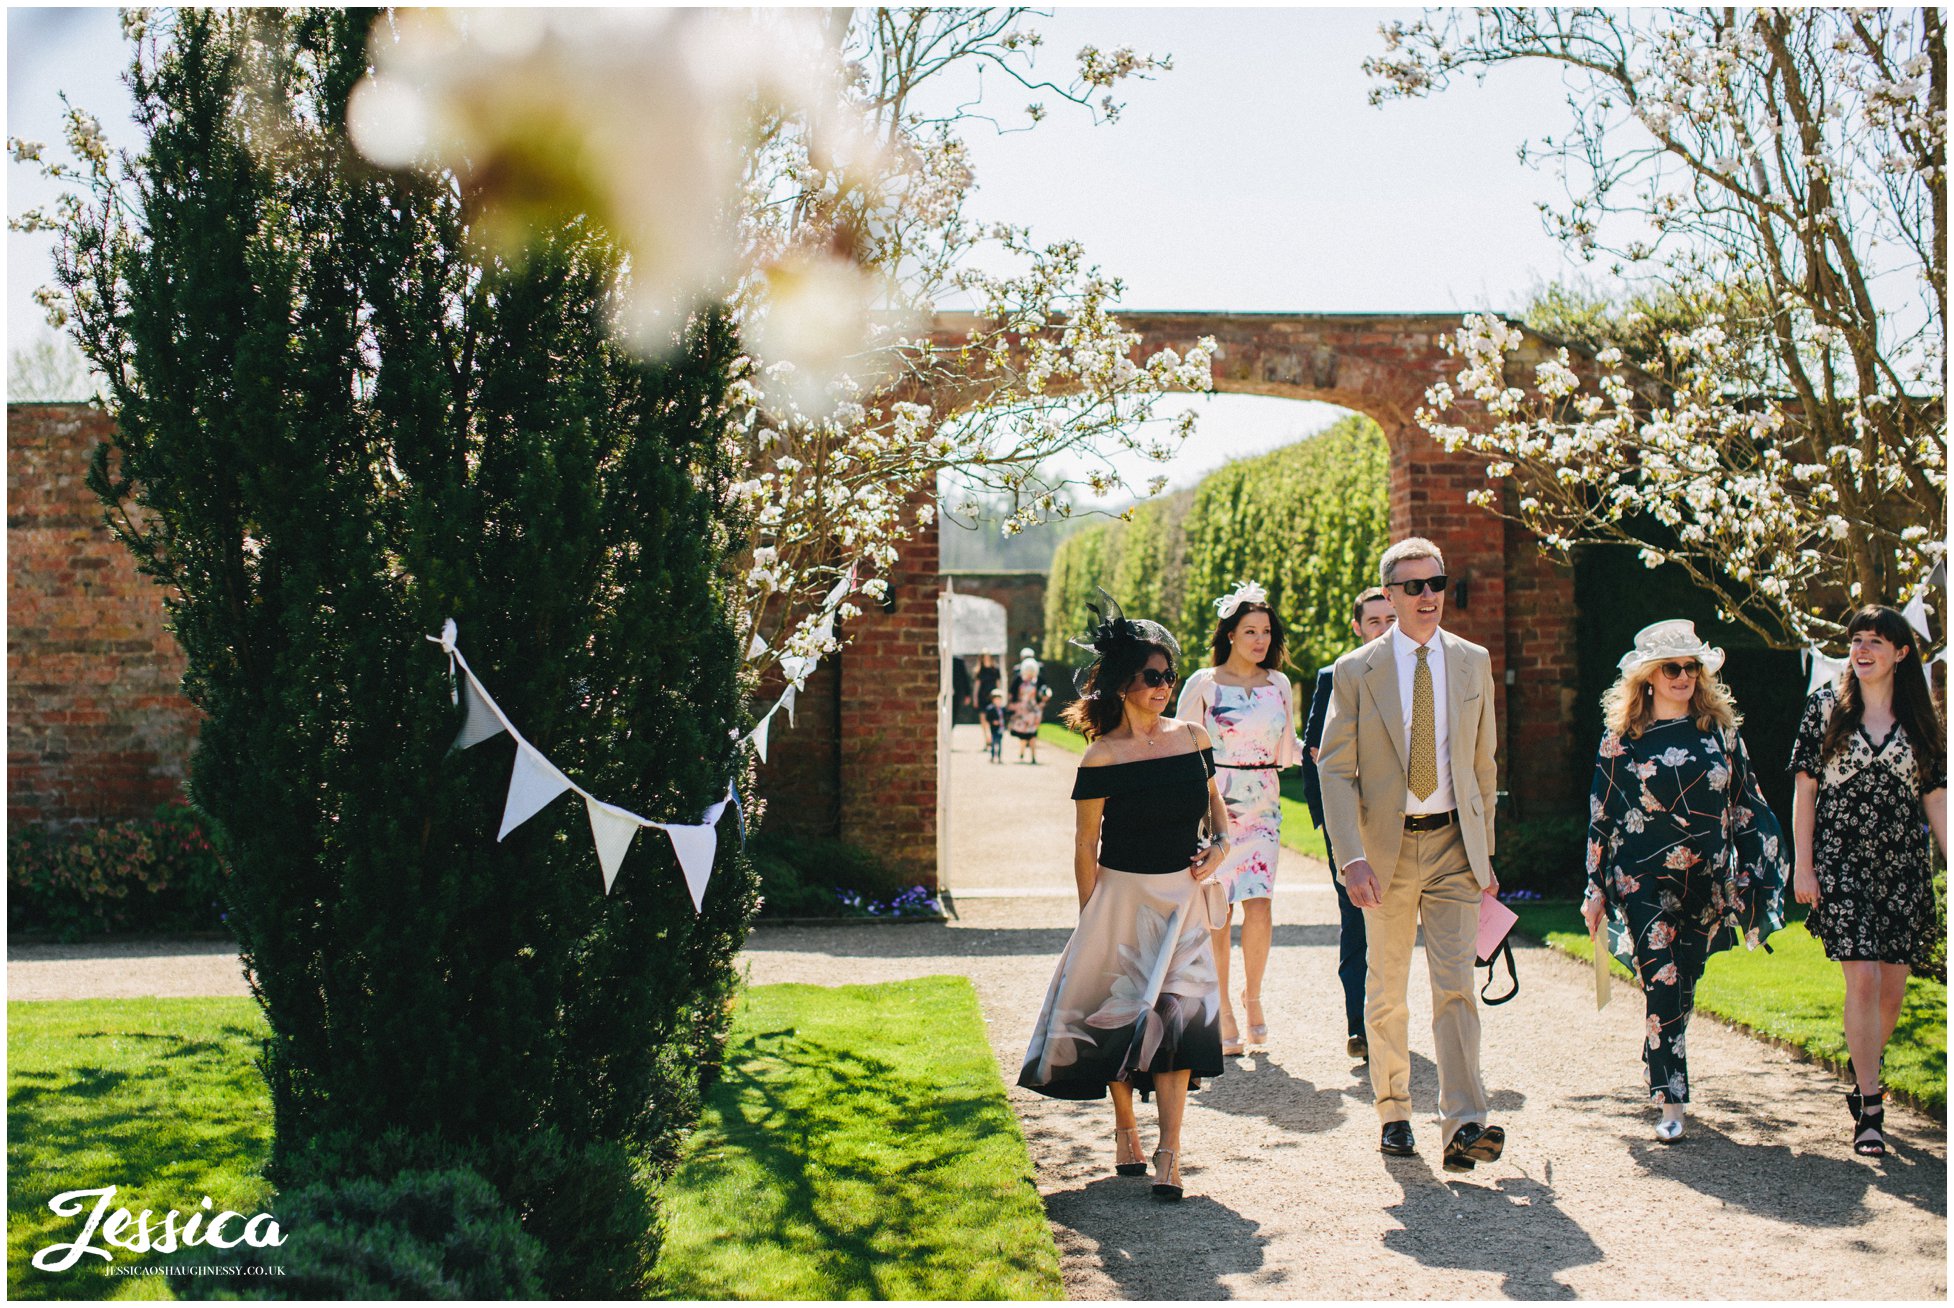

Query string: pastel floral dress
1177 668 1302 904
1586 717 1787 1103
1790 687 1947 967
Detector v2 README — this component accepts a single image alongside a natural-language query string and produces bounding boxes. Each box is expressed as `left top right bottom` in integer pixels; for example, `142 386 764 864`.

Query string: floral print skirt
1216 765 1281 902
1018 868 1225 1101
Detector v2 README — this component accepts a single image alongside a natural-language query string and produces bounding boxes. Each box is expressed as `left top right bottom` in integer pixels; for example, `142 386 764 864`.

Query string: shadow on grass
8 1018 272 1302
661 1023 1054 1299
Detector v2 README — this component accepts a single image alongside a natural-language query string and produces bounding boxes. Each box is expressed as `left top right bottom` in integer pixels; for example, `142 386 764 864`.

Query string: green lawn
10 980 1061 1301
8 998 275 1301
1511 903 1947 1114
657 976 1061 1300
1038 721 1331 861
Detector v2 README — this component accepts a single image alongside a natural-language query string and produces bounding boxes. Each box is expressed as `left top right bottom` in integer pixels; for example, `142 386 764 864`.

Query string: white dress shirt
1391 624 1456 815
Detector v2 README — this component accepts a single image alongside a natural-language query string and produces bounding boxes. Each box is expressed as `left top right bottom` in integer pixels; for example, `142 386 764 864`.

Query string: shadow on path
1382 1161 1602 1300
1044 1176 1267 1301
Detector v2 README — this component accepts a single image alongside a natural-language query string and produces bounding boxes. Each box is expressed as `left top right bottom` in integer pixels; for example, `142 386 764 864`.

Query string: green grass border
656 976 1062 1299
1511 903 1946 1116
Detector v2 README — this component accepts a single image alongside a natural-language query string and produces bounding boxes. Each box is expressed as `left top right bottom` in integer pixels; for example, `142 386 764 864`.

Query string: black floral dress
1586 717 1788 1103
1790 687 1947 967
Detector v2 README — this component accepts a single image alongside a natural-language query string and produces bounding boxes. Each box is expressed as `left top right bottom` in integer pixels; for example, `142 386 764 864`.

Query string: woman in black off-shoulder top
1018 594 1230 1202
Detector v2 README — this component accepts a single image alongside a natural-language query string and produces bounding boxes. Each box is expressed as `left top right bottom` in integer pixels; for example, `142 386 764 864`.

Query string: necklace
1134 718 1166 748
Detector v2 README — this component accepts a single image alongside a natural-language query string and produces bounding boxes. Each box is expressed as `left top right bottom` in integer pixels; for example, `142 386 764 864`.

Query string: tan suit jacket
1317 628 1498 894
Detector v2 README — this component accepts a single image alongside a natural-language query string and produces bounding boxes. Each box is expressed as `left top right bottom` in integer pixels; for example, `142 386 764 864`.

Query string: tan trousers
1365 822 1488 1143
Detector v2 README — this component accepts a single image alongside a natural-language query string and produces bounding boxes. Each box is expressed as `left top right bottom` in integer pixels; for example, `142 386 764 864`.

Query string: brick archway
929 310 1586 822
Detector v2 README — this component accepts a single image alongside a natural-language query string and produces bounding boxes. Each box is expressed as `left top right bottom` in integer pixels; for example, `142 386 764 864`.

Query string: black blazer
1301 665 1335 827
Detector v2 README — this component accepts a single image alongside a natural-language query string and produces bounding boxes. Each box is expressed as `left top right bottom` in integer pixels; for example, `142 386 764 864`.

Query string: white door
935 581 955 896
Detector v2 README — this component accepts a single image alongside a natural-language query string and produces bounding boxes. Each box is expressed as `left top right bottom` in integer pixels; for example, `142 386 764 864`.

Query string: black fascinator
1067 588 1181 694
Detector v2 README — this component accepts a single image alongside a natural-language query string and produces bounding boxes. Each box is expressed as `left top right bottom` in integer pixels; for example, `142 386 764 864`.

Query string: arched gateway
760 312 1586 889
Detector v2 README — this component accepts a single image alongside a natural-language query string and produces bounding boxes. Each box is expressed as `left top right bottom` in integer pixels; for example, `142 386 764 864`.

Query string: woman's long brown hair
1820 604 1945 768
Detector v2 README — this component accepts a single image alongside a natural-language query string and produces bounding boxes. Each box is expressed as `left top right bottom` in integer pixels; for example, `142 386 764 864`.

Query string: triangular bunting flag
700 784 734 829
1902 590 1933 641
658 822 720 913
779 682 798 727
749 711 772 764
585 796 642 894
453 673 509 751
747 632 767 661
1806 647 1850 696
498 743 574 840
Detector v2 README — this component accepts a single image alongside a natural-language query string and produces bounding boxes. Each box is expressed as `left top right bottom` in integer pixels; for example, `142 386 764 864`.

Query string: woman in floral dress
1177 582 1303 1055
1791 604 1948 1157
1583 620 1787 1141
1007 658 1051 763
1020 594 1229 1201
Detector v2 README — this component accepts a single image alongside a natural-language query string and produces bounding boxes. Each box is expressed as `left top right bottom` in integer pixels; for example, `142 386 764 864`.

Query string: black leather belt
1215 762 1278 770
1403 810 1457 832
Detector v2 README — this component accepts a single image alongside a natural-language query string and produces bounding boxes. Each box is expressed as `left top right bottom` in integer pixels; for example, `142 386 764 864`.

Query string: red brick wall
834 496 941 885
1501 514 1583 818
8 404 201 829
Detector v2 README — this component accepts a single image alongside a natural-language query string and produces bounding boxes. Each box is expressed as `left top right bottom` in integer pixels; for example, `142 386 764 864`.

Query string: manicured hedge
1043 415 1389 679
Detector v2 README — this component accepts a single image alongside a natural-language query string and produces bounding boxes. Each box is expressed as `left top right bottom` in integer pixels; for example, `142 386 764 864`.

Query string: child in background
982 689 1007 762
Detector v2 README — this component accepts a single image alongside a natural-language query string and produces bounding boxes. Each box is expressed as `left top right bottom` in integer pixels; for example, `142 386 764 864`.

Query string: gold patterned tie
1409 645 1438 800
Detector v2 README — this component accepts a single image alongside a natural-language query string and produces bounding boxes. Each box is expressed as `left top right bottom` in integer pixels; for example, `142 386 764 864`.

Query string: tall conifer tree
57 10 756 1291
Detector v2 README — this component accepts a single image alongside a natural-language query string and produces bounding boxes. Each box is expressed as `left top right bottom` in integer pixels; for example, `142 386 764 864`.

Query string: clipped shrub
172 1166 544 1301
58 12 759 1295
749 834 937 919
1492 816 1590 899
7 801 230 940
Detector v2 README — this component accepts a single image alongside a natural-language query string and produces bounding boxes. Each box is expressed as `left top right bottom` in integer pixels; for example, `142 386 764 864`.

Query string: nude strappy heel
1151 1148 1183 1201
1114 1126 1147 1176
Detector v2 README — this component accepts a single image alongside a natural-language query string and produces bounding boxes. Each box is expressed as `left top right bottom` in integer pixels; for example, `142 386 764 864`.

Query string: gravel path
11 723 1946 1299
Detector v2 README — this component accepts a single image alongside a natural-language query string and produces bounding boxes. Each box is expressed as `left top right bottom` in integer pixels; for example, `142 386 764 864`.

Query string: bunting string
428 619 738 910
736 562 857 761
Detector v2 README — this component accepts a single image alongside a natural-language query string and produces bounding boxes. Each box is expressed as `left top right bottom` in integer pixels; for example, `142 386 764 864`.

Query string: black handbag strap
1478 937 1519 1006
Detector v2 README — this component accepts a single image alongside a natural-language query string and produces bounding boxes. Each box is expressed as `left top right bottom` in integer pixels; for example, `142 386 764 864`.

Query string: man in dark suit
1302 585 1396 1061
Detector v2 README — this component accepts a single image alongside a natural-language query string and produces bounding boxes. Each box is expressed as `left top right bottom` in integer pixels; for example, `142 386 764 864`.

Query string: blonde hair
1602 662 1740 740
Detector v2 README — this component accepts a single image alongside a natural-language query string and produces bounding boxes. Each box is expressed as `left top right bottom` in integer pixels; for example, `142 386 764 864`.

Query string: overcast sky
8 7 1597 490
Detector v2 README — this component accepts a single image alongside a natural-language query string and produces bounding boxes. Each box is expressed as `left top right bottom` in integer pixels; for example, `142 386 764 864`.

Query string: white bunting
453 673 509 751
1902 590 1933 641
430 619 739 907
779 682 799 727
750 710 773 764
499 743 575 840
747 632 768 661
1806 647 1850 696
658 822 720 912
585 797 642 894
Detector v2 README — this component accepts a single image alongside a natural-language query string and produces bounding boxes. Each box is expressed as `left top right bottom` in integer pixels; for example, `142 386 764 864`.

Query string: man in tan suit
1318 537 1505 1172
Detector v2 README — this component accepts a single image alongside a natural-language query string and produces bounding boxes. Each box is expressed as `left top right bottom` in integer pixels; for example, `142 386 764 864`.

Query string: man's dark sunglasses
1386 574 1448 597
1135 667 1177 688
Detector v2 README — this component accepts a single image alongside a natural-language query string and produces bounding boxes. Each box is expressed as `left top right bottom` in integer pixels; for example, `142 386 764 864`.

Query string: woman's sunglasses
1133 668 1177 688
1657 661 1701 679
1386 574 1448 597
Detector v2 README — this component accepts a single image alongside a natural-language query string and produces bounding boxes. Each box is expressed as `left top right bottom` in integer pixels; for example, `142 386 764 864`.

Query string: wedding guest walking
973 653 1002 714
1318 538 1506 1172
981 688 1008 763
1582 620 1787 1141
1791 604 1948 1158
1177 581 1304 1055
1304 586 1398 1062
1008 656 1051 763
1020 594 1229 1201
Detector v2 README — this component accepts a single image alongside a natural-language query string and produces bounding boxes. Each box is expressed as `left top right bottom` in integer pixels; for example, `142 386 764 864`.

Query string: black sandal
1850 1089 1887 1159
